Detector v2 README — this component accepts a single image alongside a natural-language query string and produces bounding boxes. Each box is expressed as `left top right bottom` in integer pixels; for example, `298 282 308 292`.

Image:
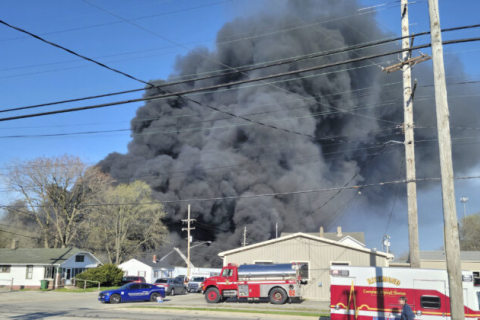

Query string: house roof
281 231 365 245
420 251 480 261
218 232 392 259
134 258 173 269
0 247 96 265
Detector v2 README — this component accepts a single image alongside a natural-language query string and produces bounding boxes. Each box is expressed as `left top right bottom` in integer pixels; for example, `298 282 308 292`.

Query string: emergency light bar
330 269 349 277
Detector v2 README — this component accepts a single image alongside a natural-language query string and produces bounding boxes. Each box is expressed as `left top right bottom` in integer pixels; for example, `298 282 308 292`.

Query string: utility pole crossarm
382 53 431 73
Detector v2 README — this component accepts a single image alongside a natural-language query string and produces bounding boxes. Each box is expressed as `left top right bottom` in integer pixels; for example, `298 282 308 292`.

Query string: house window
0 265 11 273
254 260 273 265
421 296 441 309
26 265 33 279
138 271 146 277
293 262 309 280
44 266 54 279
154 271 159 278
75 255 85 263
331 262 350 266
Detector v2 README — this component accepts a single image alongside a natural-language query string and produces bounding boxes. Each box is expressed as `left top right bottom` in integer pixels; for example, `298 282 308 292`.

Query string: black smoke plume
99 0 480 266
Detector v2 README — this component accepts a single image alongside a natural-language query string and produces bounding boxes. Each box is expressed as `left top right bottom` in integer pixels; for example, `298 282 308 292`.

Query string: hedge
75 264 123 288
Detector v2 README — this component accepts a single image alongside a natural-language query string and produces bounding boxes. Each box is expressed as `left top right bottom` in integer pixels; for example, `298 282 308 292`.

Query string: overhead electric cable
1 35 479 124
3 175 480 208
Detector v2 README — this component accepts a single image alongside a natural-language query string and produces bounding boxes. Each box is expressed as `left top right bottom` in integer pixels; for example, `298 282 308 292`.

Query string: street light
460 197 469 220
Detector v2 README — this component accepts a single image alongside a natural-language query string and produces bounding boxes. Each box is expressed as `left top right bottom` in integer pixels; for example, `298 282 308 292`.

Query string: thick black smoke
99 0 480 266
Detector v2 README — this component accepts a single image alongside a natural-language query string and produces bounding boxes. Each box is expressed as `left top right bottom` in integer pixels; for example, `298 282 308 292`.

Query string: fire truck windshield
477 292 480 310
222 269 233 277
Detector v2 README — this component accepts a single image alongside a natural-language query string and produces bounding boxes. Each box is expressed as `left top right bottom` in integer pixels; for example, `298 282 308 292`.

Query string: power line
3 174 480 209
1 36 479 124
3 23 478 115
0 228 39 240
0 19 152 88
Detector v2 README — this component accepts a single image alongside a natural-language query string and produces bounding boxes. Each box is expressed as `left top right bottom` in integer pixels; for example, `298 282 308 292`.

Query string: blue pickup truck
98 282 165 303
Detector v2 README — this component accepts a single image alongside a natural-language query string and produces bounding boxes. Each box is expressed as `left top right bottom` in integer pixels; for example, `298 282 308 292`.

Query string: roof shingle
0 248 84 265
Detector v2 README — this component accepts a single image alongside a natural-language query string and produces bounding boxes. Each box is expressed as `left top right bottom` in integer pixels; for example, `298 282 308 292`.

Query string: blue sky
0 0 479 255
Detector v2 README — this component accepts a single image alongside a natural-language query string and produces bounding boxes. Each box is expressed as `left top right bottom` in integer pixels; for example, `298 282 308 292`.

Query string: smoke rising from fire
99 0 480 266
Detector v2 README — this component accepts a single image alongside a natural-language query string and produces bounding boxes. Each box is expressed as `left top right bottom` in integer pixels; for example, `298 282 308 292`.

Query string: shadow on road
11 311 69 319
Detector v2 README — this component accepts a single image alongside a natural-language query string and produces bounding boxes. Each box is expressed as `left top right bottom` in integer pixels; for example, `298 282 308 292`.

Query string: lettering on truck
330 266 480 319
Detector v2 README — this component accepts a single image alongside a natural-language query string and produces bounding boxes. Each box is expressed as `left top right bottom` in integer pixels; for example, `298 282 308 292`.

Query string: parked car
98 283 165 304
187 276 206 293
174 275 188 284
118 276 146 286
154 278 186 296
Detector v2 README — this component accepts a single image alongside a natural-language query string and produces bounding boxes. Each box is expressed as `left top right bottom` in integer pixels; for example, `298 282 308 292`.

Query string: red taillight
164 284 169 287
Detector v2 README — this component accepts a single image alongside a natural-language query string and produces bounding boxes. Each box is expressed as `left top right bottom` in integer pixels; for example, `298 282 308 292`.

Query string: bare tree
460 212 480 251
90 181 168 264
3 155 113 248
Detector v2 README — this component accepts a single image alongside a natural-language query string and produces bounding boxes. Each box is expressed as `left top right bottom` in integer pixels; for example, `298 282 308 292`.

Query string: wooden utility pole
182 204 195 279
242 226 248 247
428 0 465 318
401 0 421 268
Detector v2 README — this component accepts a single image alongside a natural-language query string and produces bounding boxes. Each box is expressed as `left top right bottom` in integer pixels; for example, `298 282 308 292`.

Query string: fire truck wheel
269 288 288 305
205 287 221 303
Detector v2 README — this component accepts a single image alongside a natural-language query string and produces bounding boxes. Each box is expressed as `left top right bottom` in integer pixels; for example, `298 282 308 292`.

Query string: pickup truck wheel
269 288 288 305
109 294 121 304
170 288 175 296
205 287 221 303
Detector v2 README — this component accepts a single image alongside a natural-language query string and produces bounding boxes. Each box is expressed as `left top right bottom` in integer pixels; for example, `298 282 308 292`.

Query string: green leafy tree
460 212 480 251
90 181 168 264
76 264 123 288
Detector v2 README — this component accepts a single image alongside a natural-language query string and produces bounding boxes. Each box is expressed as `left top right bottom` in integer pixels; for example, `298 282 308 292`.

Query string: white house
118 256 174 283
0 242 102 289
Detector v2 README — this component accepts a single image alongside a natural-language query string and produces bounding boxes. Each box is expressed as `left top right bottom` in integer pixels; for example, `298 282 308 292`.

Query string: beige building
218 229 393 300
420 251 480 271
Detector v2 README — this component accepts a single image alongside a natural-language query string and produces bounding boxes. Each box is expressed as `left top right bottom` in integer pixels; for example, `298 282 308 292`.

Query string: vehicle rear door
414 280 447 317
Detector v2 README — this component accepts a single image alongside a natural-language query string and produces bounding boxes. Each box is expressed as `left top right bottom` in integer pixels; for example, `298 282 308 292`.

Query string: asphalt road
0 289 328 319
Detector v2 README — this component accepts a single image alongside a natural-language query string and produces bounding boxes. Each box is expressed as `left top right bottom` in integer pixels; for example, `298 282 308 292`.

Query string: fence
0 278 14 290
72 278 101 291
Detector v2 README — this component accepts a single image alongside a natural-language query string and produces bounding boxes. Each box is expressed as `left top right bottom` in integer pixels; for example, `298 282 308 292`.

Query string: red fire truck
202 263 304 304
330 266 480 319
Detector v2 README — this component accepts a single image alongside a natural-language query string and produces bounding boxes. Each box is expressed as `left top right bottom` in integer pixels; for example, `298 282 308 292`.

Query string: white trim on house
337 235 366 248
253 260 273 264
330 261 351 266
218 232 393 259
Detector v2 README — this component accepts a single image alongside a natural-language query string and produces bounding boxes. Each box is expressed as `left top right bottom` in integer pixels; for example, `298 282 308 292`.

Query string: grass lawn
55 286 119 292
130 306 329 317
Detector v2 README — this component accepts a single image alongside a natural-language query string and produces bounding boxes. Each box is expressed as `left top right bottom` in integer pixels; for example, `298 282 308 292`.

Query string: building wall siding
421 260 480 271
222 236 389 300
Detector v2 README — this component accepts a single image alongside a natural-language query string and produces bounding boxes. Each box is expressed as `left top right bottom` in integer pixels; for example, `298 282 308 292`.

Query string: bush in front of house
75 264 123 288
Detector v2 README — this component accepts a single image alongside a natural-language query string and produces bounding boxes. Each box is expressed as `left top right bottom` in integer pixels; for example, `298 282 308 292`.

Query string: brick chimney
337 226 342 237
11 238 19 250
319 226 324 237
153 255 157 263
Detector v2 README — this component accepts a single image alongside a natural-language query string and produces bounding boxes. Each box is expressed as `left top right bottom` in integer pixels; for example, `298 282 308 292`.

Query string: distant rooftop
281 229 365 245
0 247 86 265
420 251 480 261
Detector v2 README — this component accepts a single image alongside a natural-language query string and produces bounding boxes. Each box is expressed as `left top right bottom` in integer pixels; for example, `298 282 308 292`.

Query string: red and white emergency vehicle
330 266 480 319
202 263 304 304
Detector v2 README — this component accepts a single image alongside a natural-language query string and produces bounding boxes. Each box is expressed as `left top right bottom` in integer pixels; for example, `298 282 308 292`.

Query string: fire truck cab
330 266 480 319
203 263 303 304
